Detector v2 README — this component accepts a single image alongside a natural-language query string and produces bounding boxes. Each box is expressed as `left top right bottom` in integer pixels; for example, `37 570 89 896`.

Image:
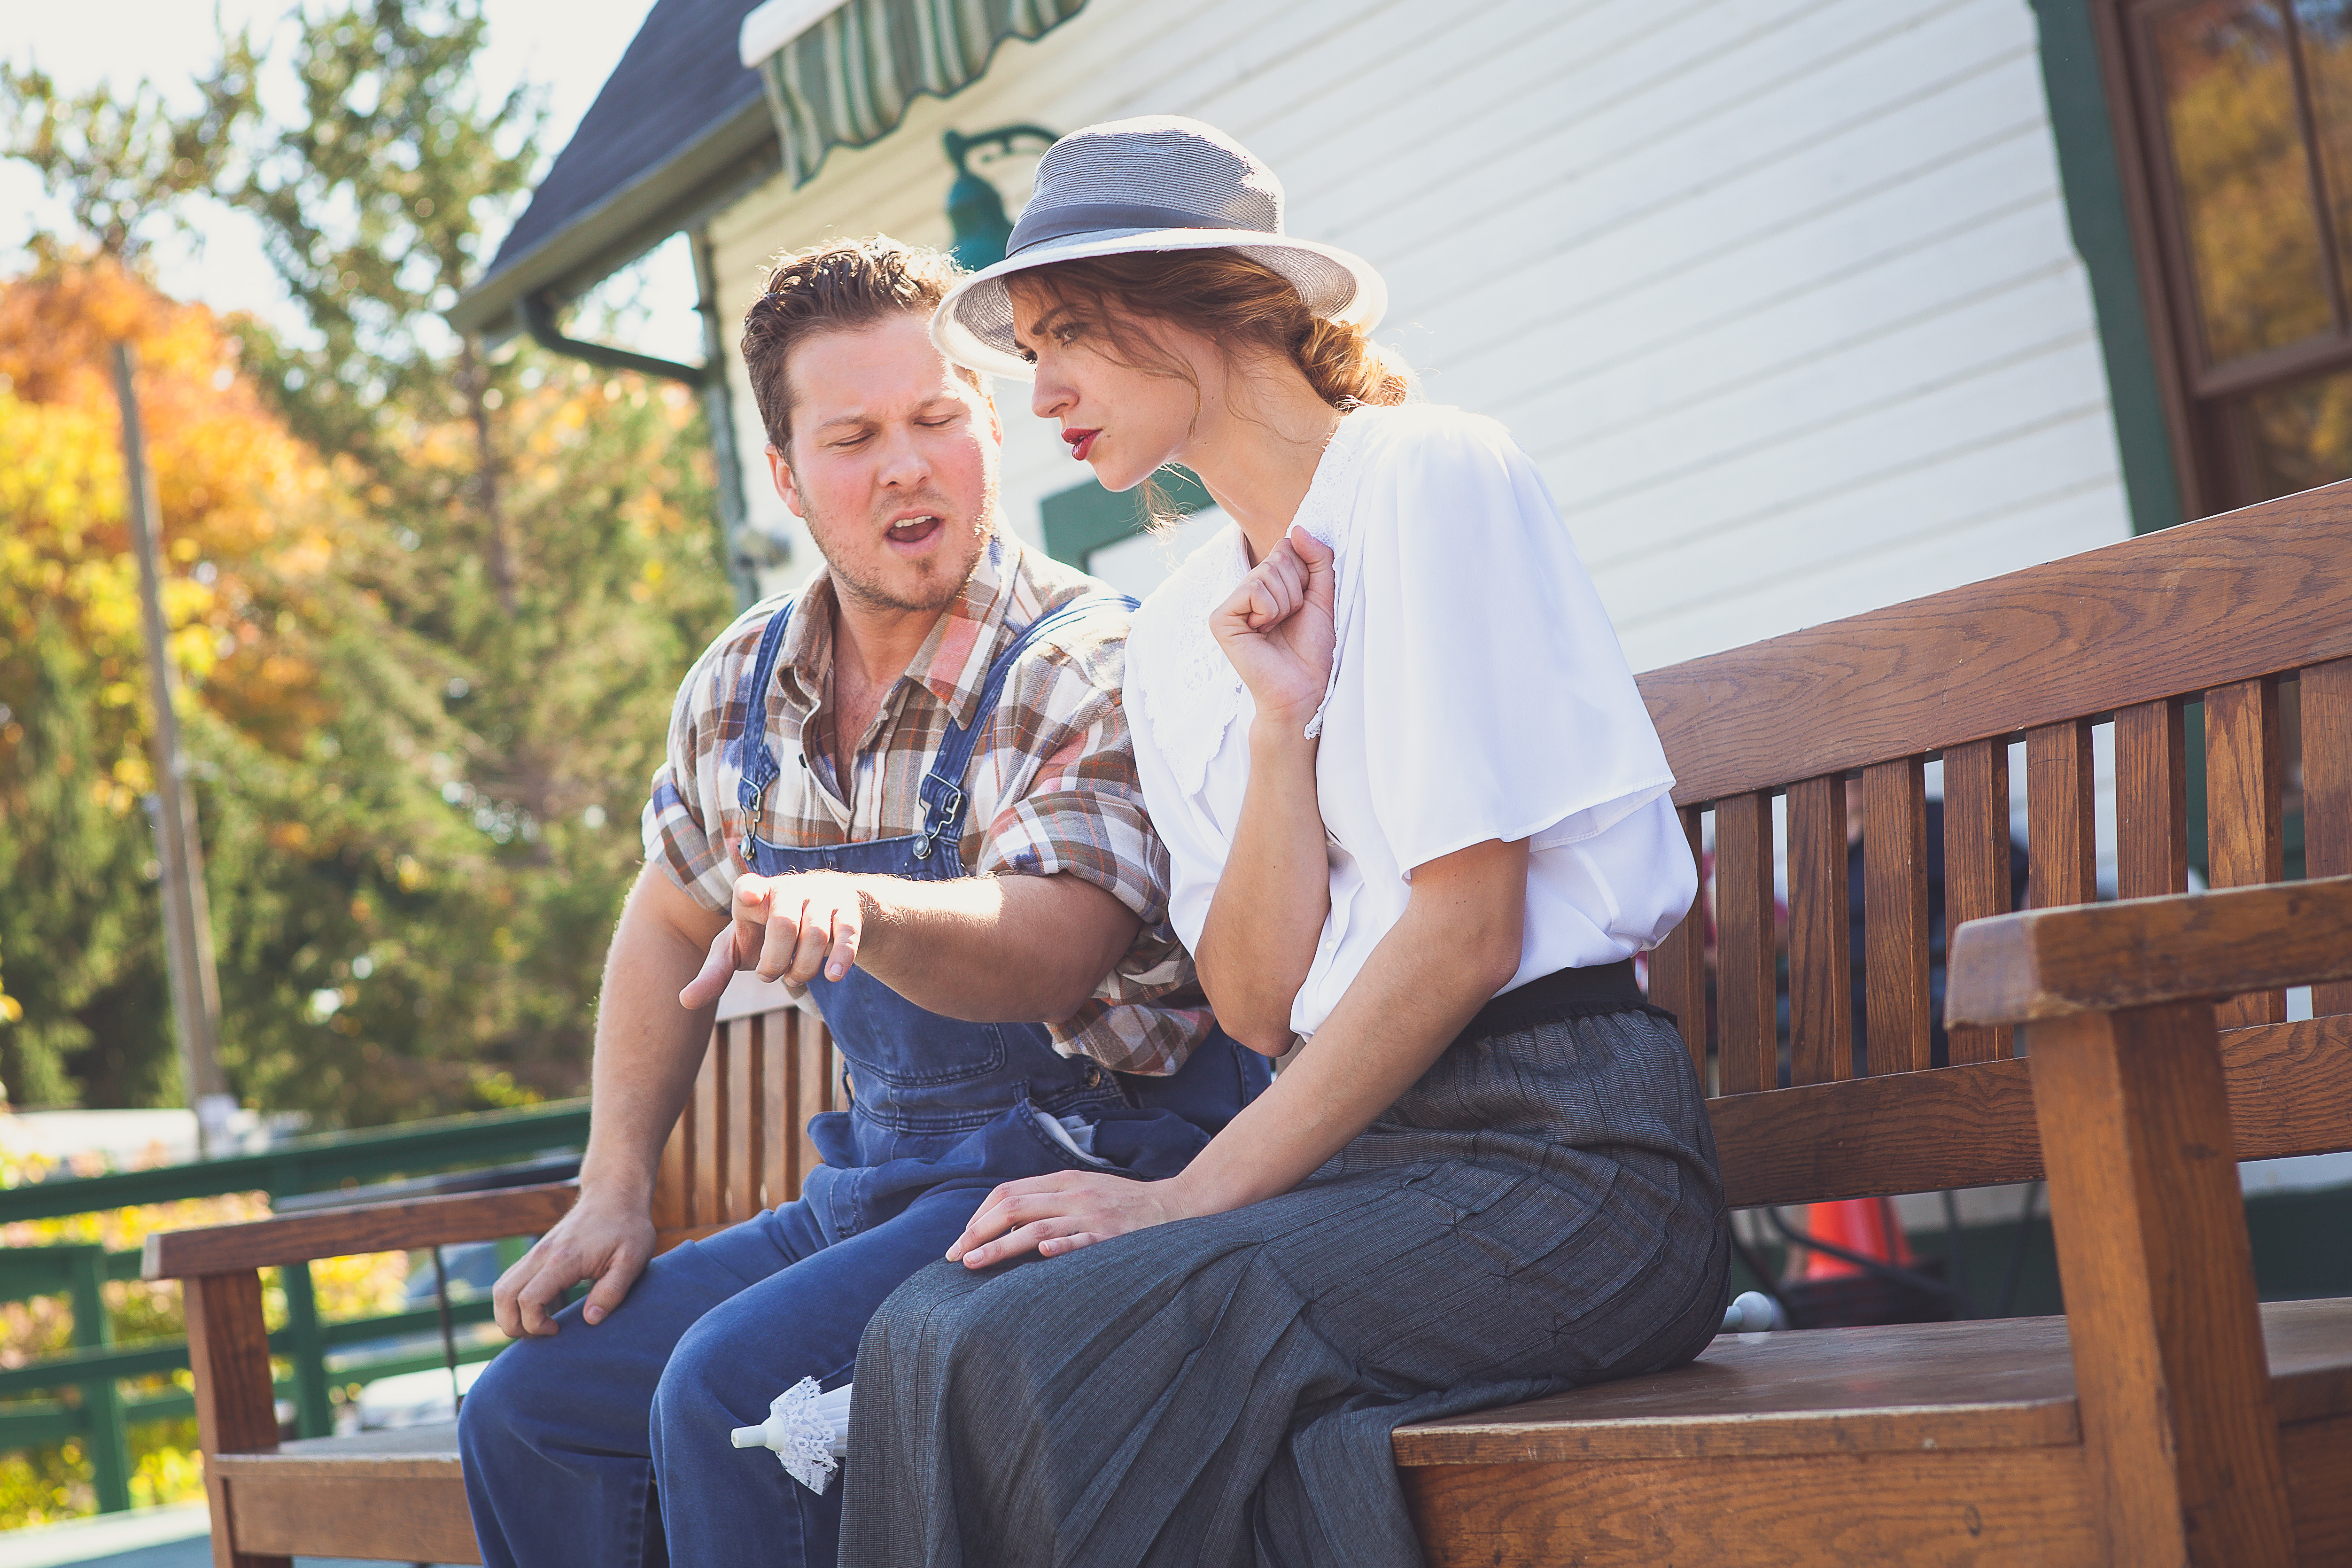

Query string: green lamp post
944 125 1057 271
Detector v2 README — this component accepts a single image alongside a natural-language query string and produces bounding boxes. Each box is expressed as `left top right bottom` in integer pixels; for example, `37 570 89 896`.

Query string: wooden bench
151 489 2352 1566
1395 489 2352 1565
145 986 840 1568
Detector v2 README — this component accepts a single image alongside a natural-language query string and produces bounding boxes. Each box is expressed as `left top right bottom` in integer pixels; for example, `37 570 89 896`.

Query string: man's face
770 311 1001 616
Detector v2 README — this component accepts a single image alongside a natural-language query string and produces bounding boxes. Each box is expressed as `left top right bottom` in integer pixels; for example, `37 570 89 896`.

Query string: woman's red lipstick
1063 428 1100 461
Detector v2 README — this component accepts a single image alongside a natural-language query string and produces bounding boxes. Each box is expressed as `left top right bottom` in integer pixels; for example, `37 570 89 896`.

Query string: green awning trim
1040 469 1213 570
757 0 1088 188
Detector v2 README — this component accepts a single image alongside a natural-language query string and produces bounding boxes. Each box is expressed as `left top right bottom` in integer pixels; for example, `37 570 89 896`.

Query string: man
458 237 1265 1568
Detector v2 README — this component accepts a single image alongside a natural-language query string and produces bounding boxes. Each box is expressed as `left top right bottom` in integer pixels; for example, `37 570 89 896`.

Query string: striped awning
740 0 1087 188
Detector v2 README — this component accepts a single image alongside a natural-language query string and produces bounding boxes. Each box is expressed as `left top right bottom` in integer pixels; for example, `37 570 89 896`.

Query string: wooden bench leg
186 1271 294 1568
2029 1001 2296 1567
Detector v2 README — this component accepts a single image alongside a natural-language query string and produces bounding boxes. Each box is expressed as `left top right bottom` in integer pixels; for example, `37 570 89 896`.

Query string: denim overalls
460 592 1268 1568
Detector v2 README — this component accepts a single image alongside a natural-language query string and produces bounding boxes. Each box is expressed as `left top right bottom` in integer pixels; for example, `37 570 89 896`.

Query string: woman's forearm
943 841 1532 1270
1194 717 1332 1051
1177 839 1529 1210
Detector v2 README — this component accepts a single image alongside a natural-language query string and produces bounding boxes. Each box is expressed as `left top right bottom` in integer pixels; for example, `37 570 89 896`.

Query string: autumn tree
0 258 444 1108
1 1 734 1121
0 43 257 263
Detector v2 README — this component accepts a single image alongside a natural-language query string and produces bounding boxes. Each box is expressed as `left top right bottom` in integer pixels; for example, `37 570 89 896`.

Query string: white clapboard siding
708 0 2132 671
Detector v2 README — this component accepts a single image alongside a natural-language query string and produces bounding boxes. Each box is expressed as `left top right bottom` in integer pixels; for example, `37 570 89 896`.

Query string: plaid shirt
642 532 1211 1074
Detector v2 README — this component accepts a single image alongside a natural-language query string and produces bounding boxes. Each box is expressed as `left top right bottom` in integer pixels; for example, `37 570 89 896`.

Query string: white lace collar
1129 410 1380 794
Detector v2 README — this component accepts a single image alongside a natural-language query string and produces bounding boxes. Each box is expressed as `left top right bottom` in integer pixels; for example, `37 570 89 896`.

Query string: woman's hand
1211 527 1336 728
947 1171 1200 1267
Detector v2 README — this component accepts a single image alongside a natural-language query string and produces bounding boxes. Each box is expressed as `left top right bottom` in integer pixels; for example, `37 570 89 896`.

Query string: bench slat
759 1011 792 1214
2312 658 2352 1018
2115 696 2189 900
2207 675 2288 1028
2026 718 2095 913
215 1421 461 1472
1391 1299 2352 1468
1647 807 1709 1084
1786 775 1851 1086
1941 736 2015 1063
1395 1315 2080 1465
692 1023 725 1231
215 1461 477 1566
1401 1445 2098 1568
1863 756 1932 1076
726 1014 759 1225
1715 794 1778 1095
797 1012 834 1192
654 1070 691 1239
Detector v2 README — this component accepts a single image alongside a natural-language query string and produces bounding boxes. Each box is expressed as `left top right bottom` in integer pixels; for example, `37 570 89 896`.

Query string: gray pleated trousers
837 1007 1731 1568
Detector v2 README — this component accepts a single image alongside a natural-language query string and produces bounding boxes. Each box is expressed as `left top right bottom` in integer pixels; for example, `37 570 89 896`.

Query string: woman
837 116 1728 1568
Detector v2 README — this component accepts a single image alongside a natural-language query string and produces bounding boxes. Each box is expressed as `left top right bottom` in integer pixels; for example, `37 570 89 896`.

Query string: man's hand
678 870 869 1010
491 1190 658 1338
946 1170 1200 1268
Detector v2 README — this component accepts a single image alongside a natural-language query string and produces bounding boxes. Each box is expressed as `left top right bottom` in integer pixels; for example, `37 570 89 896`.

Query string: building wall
707 0 2134 672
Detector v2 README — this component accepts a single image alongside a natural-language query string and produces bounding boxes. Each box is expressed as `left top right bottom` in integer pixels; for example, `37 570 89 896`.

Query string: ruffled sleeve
1124 524 1253 954
1350 407 1675 876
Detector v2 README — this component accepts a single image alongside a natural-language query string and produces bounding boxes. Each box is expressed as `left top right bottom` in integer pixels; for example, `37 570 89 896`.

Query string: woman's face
1010 280 1225 493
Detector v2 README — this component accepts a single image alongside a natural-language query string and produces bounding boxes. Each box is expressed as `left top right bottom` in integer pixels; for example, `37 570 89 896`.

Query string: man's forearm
579 870 727 1206
854 872 1138 1024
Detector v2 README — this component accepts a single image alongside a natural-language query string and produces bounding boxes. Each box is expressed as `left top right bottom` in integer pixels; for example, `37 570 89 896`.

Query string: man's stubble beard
808 471 1001 617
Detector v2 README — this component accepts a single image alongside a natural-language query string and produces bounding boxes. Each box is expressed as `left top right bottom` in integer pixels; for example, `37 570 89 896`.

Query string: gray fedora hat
931 116 1387 380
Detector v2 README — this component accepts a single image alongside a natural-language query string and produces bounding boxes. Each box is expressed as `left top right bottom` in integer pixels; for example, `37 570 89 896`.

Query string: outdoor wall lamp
944 125 1057 271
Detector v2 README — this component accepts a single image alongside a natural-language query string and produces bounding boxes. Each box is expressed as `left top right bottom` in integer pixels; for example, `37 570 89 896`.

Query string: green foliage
0 1 735 1122
233 0 541 467
0 1436 88 1530
0 624 170 1109
0 40 259 262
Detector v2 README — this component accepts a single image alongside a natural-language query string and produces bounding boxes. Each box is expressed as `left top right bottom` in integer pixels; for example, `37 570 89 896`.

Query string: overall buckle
913 783 964 859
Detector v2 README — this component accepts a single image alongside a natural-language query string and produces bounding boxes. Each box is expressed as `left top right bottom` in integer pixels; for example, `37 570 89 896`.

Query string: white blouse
1125 403 1697 1038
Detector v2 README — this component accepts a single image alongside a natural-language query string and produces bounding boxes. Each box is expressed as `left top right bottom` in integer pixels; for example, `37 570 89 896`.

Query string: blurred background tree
0 39 258 264
0 0 733 1125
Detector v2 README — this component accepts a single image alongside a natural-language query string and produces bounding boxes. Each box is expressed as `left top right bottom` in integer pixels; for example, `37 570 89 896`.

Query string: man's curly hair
739 236 971 451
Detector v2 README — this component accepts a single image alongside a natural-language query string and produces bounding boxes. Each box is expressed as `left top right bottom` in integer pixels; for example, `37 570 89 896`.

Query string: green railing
0 1099 589 1514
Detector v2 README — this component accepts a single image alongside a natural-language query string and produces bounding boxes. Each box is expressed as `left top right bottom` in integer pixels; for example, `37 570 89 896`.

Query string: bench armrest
1944 875 2338 1561
1945 873 2352 1027
143 1180 577 1281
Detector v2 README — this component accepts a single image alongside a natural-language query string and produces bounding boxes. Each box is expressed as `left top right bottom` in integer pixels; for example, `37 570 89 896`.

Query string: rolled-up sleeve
969 633 1206 1074
977 698 1167 929
640 640 740 914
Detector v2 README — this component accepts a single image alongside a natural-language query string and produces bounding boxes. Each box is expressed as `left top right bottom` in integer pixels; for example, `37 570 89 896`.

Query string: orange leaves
0 255 345 773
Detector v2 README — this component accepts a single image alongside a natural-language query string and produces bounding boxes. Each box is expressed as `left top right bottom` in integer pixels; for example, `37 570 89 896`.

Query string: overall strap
911 592 1138 860
730 597 797 821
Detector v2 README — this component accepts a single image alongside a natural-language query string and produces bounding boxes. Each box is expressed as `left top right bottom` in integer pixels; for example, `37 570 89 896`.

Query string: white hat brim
931 227 1388 380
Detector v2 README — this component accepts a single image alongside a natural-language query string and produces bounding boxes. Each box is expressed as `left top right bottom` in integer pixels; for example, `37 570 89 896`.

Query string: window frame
2092 0 2352 514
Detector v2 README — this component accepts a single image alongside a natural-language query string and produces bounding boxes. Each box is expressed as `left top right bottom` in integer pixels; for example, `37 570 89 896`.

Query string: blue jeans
458 1184 987 1568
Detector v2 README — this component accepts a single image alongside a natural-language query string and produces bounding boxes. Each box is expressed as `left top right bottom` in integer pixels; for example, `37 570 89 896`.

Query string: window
2108 0 2352 511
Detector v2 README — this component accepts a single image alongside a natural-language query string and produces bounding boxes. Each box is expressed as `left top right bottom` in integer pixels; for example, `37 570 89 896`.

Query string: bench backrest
654 999 839 1252
1639 486 2352 1207
656 489 2352 1239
